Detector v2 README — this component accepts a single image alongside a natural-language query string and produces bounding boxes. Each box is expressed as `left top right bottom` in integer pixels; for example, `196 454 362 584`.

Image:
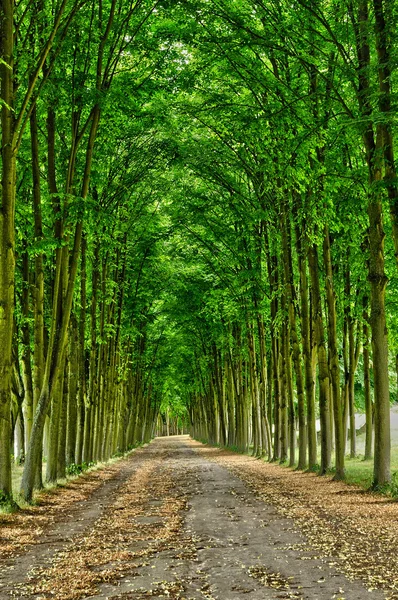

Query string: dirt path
0 436 396 600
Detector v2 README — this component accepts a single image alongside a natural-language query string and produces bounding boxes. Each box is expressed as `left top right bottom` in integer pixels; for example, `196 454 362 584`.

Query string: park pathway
0 436 396 599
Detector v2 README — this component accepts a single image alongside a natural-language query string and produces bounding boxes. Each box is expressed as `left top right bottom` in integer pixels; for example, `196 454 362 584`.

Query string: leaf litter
2 437 398 600
0 461 127 560
188 439 398 599
26 451 194 599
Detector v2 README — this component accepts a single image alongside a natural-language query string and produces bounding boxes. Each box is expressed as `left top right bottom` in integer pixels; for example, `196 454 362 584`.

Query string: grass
11 462 26 496
342 456 375 488
340 433 398 494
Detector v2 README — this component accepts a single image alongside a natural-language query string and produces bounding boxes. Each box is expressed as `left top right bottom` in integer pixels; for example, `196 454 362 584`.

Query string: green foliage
389 472 398 499
0 490 18 513
0 490 11 504
66 462 95 476
5 0 398 499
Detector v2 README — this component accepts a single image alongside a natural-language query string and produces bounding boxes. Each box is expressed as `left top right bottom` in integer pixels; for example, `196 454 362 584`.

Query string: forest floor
0 436 397 600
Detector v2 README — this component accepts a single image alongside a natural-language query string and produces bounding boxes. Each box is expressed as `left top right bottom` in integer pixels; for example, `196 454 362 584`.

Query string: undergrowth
66 461 95 476
0 490 19 513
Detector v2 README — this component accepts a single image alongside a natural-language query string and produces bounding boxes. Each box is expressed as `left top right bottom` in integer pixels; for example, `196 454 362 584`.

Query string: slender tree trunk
21 250 34 451
272 334 280 461
76 238 87 464
279 320 288 463
344 263 357 458
0 0 16 499
67 318 78 465
308 242 332 474
213 345 227 447
257 314 272 458
283 207 306 468
57 356 69 478
285 323 295 467
295 224 316 469
368 196 390 486
46 367 64 483
14 412 25 464
248 322 262 456
363 296 373 460
323 225 345 479
31 102 45 426
227 360 236 447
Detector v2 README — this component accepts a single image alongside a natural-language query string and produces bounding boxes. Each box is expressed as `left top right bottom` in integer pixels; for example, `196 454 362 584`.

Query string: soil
0 436 396 600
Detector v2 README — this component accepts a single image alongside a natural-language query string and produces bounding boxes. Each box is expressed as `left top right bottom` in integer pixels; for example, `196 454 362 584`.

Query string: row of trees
0 0 173 503
1 0 398 507
157 0 398 488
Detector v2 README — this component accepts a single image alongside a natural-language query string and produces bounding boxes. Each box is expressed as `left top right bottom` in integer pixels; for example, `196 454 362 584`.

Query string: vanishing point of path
0 436 397 600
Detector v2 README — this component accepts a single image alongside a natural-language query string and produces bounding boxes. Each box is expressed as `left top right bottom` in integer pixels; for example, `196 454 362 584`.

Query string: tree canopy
1 0 398 504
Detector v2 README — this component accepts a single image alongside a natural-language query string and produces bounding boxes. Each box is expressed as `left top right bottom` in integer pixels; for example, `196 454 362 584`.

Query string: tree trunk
352 0 391 486
282 207 306 468
67 318 78 466
257 314 272 458
0 0 16 499
363 296 373 460
323 225 345 479
30 102 45 428
368 197 390 486
295 224 316 469
308 242 331 474
372 0 398 263
279 321 288 463
21 250 34 452
57 356 69 478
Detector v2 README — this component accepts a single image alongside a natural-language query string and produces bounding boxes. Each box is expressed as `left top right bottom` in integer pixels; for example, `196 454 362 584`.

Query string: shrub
66 461 95 476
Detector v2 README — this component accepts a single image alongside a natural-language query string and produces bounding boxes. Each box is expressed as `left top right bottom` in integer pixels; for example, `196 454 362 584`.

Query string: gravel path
0 436 394 599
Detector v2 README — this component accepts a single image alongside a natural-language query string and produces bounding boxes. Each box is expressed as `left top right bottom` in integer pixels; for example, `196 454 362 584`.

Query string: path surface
0 436 396 599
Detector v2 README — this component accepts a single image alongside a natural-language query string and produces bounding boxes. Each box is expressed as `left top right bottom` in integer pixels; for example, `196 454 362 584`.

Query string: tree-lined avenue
1 436 398 599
